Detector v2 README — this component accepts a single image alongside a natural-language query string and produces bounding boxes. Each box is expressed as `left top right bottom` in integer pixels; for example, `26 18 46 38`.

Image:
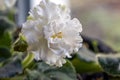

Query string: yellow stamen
51 32 63 39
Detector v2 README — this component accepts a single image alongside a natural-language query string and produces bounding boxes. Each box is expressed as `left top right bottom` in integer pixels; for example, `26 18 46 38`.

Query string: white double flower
22 0 83 67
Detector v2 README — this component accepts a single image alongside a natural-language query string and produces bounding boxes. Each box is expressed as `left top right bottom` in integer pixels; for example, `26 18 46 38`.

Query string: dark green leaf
0 17 15 35
71 47 102 73
78 47 96 62
97 54 120 76
0 9 16 22
25 61 77 80
0 58 23 78
71 55 102 73
0 32 12 48
82 35 116 53
0 47 11 62
26 70 51 80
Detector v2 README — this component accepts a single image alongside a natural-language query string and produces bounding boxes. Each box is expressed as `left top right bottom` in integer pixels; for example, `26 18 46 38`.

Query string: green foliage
0 17 15 49
71 47 102 73
13 35 28 52
92 40 99 53
77 47 97 62
0 17 16 63
0 10 16 22
0 47 11 62
25 61 77 80
0 32 12 48
0 17 15 35
0 55 23 78
98 54 120 76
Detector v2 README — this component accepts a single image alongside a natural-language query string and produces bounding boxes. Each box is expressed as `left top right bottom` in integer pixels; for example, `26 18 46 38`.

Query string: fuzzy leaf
25 61 77 80
71 47 102 73
0 17 15 49
78 47 97 62
0 47 11 62
0 10 16 22
0 58 22 78
0 17 15 35
97 54 120 76
71 55 102 73
0 32 12 48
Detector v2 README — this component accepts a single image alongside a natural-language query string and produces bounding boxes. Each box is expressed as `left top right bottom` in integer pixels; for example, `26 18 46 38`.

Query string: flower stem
22 53 34 69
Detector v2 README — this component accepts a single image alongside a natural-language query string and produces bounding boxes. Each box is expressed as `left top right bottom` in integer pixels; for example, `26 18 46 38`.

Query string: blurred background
70 0 120 51
1 0 120 51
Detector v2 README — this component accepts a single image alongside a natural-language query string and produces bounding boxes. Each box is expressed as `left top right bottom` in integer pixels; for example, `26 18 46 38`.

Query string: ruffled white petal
22 0 82 67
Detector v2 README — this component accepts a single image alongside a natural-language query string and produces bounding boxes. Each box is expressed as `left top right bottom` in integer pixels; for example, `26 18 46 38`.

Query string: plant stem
22 53 34 69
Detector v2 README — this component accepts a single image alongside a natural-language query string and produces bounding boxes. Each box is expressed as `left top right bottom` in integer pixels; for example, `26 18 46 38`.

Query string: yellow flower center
51 32 63 39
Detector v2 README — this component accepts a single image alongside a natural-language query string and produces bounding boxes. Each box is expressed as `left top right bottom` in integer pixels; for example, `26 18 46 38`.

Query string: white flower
0 0 17 11
22 0 83 67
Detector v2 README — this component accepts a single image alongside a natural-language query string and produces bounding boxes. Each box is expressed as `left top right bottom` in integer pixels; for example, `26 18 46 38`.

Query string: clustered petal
22 0 83 67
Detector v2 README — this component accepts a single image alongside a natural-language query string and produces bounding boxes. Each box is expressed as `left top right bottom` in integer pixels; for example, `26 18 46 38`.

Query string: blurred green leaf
0 17 16 49
71 47 102 73
92 40 99 53
26 70 51 80
71 56 102 73
0 57 23 78
0 17 15 35
0 47 11 62
0 32 12 48
0 9 16 22
77 47 97 62
25 61 77 80
97 54 120 76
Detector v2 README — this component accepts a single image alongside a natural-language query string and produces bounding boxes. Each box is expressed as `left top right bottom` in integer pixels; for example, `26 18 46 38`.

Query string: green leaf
26 70 51 80
0 32 12 48
0 47 11 62
25 61 77 80
71 55 102 73
71 47 102 73
0 58 23 78
77 47 97 62
0 17 16 49
97 54 120 76
0 17 15 35
0 9 16 22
